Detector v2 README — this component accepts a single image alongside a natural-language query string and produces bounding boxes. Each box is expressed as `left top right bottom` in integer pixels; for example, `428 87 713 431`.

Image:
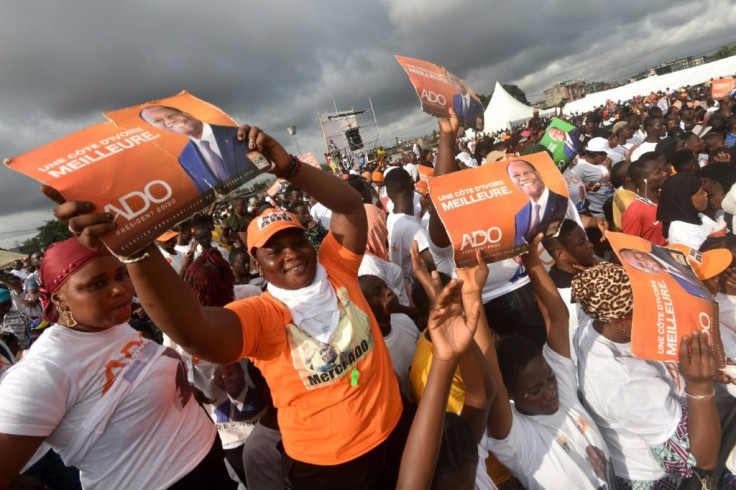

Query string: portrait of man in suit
212 362 266 423
446 71 484 129
140 105 270 195
619 247 711 300
507 159 568 246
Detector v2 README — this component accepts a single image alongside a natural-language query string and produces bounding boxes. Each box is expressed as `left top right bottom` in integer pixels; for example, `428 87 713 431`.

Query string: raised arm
679 332 720 470
396 279 480 490
520 234 570 358
455 251 513 439
45 126 348 364
257 131 366 254
428 109 459 248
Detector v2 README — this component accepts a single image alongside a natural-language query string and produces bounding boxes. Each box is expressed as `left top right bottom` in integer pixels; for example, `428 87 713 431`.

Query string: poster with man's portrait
429 151 568 266
539 118 584 172
607 231 724 366
395 55 484 131
5 92 271 256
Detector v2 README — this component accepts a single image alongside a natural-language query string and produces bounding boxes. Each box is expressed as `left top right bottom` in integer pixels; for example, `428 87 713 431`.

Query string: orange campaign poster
395 55 484 131
711 78 736 99
5 91 271 256
607 232 725 367
428 151 568 266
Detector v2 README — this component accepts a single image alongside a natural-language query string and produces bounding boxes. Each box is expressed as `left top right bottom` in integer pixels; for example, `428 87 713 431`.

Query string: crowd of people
1 79 736 490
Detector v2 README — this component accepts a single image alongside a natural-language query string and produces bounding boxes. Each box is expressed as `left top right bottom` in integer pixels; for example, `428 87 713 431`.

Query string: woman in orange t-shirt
51 125 403 489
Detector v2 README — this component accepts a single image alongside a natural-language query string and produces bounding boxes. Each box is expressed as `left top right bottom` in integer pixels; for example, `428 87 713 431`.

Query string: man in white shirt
384 168 434 292
630 116 666 162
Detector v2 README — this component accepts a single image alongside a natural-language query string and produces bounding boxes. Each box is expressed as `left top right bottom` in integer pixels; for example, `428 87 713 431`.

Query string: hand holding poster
607 232 725 367
429 151 568 266
395 55 484 131
538 118 585 172
5 91 271 256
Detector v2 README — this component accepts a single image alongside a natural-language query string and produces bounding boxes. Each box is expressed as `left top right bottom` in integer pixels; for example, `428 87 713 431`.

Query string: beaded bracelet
111 245 153 264
277 155 302 179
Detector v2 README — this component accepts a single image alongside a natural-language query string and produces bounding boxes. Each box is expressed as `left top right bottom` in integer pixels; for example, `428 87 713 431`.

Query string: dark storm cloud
1 0 734 243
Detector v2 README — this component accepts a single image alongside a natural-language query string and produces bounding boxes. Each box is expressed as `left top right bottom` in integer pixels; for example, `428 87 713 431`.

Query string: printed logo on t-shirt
286 286 374 389
161 347 193 410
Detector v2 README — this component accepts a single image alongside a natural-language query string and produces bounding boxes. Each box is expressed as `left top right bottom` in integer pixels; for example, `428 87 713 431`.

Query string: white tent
481 82 555 133
564 54 736 114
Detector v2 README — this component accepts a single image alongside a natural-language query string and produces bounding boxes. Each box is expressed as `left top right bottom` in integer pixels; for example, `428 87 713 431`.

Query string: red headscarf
39 238 111 323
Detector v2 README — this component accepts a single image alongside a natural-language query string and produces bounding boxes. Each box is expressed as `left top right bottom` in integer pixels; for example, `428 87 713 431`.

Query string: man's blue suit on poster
452 94 484 125
178 125 255 194
514 190 568 246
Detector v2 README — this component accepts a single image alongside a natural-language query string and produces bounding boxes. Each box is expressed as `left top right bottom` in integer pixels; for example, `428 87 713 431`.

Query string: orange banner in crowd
5 92 271 256
711 78 736 100
395 55 484 131
429 151 568 267
607 232 725 367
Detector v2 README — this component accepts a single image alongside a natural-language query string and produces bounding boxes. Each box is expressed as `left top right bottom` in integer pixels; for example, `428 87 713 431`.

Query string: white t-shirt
563 167 589 215
10 269 28 281
558 287 593 365
404 162 420 182
428 237 531 303
485 346 611 490
234 284 263 300
667 214 720 250
310 201 332 231
359 254 411 307
630 141 658 163
383 313 420 398
386 192 422 216
0 323 215 488
387 213 430 291
242 422 287 489
159 246 183 273
195 244 230 262
163 334 265 450
574 323 683 481
571 161 613 215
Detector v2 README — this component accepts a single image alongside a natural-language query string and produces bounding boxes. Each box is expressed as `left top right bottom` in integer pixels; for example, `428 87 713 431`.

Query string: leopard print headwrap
570 262 633 322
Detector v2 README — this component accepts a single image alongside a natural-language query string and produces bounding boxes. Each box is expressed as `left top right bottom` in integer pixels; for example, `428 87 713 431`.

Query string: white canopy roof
564 55 736 114
483 82 556 133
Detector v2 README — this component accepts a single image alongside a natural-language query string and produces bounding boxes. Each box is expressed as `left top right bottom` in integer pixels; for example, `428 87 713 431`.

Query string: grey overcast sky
1 0 735 247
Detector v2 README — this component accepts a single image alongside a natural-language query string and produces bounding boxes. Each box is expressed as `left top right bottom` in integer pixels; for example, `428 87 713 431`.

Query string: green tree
18 219 73 253
713 44 736 61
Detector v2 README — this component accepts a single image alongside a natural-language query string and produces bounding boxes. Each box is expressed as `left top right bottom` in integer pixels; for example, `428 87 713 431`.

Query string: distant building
544 80 587 107
586 81 605 94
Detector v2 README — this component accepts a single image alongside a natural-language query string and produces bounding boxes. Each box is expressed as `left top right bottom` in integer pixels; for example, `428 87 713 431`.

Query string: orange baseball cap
415 181 429 196
666 244 732 280
372 171 384 182
156 230 179 242
246 208 305 254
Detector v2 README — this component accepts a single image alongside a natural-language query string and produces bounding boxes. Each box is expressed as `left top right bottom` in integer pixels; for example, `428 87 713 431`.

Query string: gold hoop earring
57 305 79 328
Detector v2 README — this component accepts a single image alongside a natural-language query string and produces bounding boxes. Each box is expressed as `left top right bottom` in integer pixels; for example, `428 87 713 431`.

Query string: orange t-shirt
226 232 402 465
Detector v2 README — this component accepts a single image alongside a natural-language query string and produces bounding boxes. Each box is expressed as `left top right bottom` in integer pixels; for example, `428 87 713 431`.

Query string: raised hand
43 185 114 251
520 232 545 268
410 240 442 302
438 107 460 137
427 279 480 362
679 332 717 387
456 249 488 295
236 125 290 176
